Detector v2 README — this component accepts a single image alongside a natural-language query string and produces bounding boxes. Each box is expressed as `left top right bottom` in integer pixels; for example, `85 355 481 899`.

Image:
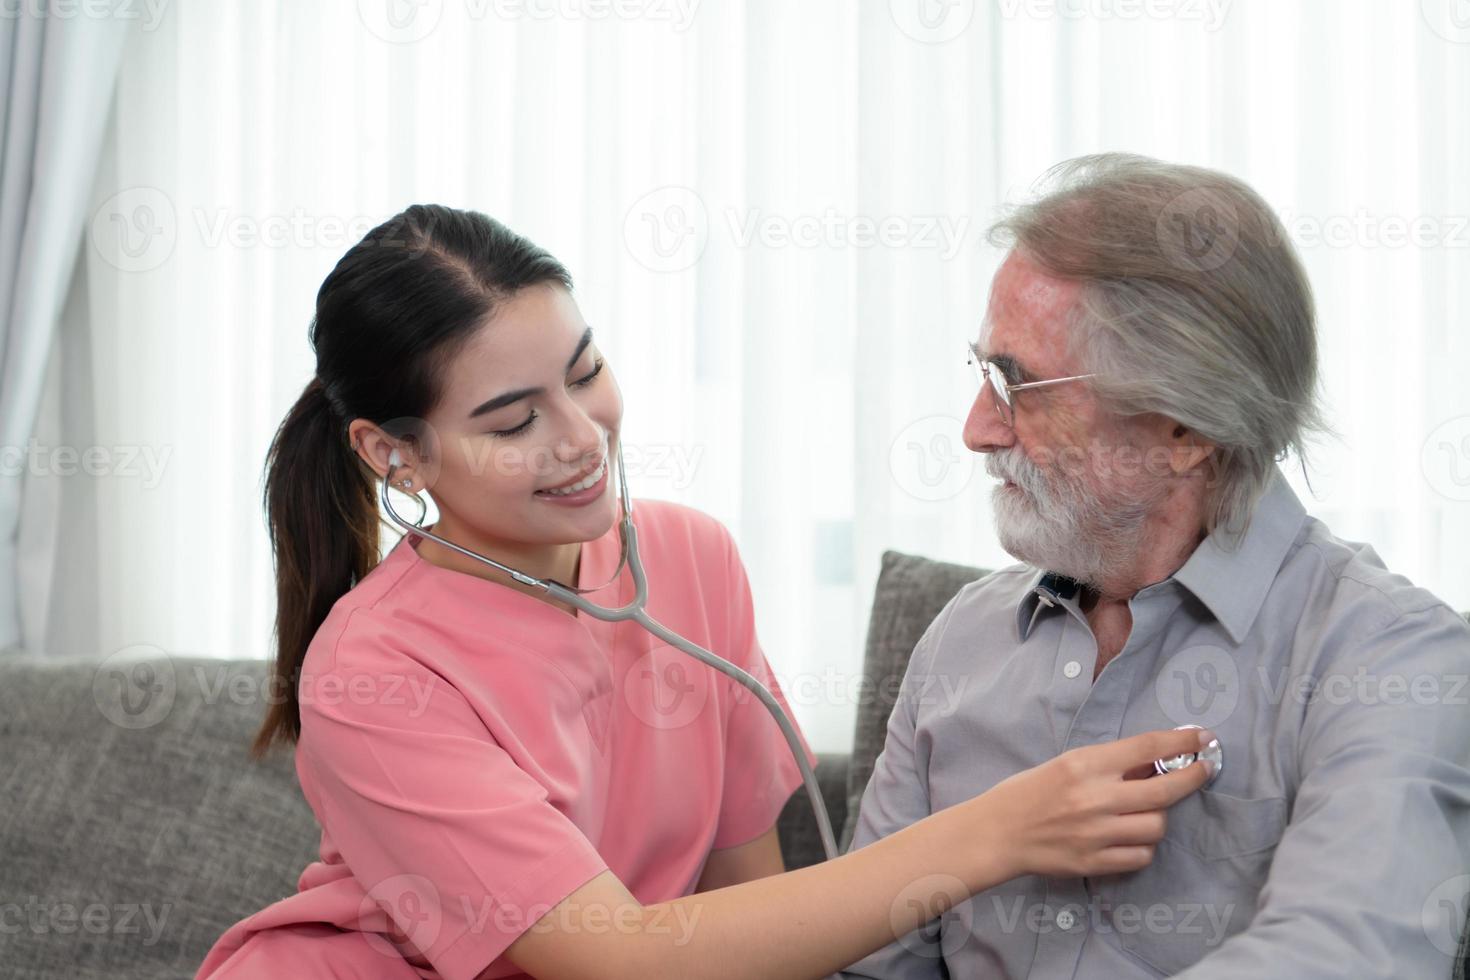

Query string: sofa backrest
0 655 321 979
841 550 987 851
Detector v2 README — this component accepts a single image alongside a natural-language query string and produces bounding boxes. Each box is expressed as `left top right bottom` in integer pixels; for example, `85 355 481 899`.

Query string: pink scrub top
196 499 817 980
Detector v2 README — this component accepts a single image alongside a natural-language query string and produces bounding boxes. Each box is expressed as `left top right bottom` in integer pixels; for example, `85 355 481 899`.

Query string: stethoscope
381 442 842 862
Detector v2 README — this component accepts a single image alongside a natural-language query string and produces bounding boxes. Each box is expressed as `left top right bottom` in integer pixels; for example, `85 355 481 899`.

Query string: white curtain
21 0 1470 752
0 6 130 653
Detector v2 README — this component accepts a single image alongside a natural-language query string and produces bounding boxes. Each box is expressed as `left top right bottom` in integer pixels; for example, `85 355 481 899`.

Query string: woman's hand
982 727 1216 880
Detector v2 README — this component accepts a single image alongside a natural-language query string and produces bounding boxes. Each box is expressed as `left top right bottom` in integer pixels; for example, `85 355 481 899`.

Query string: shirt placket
1025 587 1173 979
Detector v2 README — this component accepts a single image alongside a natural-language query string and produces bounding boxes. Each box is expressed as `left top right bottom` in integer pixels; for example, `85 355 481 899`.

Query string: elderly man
837 154 1470 979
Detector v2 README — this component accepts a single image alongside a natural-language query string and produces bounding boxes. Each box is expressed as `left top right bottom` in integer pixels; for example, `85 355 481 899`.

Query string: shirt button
1056 908 1077 930
1063 661 1082 679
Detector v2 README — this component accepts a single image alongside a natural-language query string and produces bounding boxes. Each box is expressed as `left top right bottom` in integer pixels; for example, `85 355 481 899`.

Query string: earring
399 478 413 489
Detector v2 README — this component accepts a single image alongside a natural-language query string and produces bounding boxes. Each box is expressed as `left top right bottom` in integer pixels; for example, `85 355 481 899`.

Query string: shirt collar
1014 466 1307 644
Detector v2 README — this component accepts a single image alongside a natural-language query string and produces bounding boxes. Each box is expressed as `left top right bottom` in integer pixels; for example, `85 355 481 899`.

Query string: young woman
195 205 1211 980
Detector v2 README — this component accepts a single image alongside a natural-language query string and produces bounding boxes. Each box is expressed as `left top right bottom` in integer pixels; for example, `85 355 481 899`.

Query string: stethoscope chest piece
1153 724 1224 786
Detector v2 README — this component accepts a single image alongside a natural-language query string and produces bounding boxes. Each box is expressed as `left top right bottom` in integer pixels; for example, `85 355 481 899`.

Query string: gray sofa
2 551 1466 977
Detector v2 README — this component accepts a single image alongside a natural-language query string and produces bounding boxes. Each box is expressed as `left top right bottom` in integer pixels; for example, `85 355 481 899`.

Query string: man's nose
962 387 1016 454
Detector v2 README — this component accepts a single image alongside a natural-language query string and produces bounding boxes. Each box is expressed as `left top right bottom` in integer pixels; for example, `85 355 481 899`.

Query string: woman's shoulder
630 497 736 551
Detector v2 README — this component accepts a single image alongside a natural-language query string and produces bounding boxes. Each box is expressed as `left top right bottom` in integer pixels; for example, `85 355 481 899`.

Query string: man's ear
1166 420 1216 475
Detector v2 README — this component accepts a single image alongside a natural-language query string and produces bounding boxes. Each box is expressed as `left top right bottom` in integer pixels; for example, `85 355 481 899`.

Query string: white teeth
539 459 606 496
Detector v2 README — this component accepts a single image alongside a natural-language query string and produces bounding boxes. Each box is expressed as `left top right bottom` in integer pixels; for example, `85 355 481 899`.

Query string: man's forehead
977 253 1082 373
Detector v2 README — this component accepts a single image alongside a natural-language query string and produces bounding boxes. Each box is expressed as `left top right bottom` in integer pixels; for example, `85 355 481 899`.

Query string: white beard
987 447 1167 589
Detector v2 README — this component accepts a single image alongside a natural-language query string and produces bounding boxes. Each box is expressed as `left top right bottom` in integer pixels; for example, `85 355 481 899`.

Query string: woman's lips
533 461 609 507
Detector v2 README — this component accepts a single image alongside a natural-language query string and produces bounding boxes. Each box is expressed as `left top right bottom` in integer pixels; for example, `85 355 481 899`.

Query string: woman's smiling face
413 283 623 550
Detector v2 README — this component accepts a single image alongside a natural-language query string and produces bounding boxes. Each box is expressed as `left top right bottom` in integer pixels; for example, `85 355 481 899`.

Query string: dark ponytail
251 205 572 757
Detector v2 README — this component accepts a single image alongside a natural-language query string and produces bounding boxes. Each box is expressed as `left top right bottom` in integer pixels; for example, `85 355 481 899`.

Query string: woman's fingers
1096 726 1216 775
1100 811 1170 847
1115 755 1214 812
1087 844 1159 876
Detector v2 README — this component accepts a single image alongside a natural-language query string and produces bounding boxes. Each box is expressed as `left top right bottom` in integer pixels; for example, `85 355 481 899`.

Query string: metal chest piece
1153 723 1224 785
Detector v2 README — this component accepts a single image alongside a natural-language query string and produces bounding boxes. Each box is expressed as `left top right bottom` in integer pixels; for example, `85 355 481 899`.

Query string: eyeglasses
966 342 1097 428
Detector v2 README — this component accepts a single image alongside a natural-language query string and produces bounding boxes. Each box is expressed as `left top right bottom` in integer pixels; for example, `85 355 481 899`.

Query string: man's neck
1076 484 1209 677
1084 485 1209 605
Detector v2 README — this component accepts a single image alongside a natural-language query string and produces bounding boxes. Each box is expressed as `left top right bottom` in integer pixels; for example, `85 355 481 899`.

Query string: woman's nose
552 414 606 465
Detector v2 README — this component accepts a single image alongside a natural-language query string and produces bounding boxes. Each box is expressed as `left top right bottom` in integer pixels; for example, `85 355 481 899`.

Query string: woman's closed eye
486 358 606 438
571 357 604 389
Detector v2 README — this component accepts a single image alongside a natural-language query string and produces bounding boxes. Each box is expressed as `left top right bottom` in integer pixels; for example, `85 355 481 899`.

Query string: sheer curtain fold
20 0 1470 752
1 7 130 653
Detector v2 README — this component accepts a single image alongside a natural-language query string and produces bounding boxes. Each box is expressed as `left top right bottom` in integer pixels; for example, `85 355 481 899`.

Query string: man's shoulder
917 561 1041 649
1286 515 1467 633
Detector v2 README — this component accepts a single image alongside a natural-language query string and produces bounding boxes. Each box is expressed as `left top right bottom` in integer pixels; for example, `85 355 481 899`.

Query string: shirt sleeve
295 613 611 980
1171 603 1470 980
836 593 961 980
709 521 821 851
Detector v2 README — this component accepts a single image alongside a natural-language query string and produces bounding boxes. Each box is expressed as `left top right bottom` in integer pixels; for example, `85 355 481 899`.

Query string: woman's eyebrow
466 326 595 419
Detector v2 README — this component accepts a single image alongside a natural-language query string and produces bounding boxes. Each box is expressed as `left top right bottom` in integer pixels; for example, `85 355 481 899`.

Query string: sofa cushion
840 550 986 852
0 654 319 980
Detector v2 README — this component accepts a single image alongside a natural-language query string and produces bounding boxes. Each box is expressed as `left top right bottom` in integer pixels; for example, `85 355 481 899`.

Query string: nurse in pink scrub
196 205 1213 980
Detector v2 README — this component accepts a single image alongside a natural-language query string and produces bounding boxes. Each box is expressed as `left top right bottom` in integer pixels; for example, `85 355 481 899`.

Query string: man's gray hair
988 152 1333 542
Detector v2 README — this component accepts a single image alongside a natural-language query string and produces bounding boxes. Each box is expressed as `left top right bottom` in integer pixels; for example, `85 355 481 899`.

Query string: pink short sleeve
709 526 820 851
296 617 610 980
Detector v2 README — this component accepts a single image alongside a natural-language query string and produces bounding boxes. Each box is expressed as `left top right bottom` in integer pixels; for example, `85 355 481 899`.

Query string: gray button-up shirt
837 466 1470 979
